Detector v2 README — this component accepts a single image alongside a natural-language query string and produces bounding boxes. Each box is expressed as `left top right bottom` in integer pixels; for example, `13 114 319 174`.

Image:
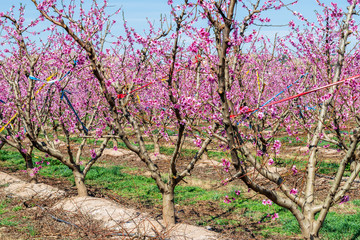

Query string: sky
0 0 354 46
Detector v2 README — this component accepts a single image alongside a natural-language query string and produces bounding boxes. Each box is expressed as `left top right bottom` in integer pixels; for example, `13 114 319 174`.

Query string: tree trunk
23 151 37 184
152 136 160 155
73 170 88 196
0 141 5 150
162 186 176 226
154 141 160 155
302 230 320 240
300 219 321 240
27 168 37 184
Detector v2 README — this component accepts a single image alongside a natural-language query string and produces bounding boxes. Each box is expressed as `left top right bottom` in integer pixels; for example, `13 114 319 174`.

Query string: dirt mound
103 148 179 162
283 146 345 160
0 171 21 185
103 148 136 158
0 172 65 200
54 196 222 240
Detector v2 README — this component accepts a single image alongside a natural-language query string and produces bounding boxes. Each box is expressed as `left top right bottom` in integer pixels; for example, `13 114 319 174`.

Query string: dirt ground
1 141 359 240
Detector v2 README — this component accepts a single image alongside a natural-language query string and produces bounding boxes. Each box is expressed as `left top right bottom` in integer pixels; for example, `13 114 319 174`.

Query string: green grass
49 135 226 161
0 216 19 226
275 157 351 176
0 199 9 215
277 136 306 147
276 135 343 150
0 149 26 170
11 205 22 212
0 199 18 226
26 225 37 237
320 211 360 240
151 129 177 136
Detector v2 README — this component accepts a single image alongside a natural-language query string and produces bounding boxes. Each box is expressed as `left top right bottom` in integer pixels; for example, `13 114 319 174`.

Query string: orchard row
0 1 359 239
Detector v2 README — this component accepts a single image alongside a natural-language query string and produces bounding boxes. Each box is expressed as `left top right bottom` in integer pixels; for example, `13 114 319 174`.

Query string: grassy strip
275 157 351 176
276 135 346 150
58 135 228 160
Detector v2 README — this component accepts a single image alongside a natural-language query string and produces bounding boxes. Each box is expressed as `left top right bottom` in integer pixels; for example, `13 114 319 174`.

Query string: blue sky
1 0 172 33
0 1 354 45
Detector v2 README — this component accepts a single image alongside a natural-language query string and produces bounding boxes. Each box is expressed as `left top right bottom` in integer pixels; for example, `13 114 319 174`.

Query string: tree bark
153 137 160 155
73 170 88 196
22 151 37 184
0 141 5 150
26 165 37 184
162 186 176 226
301 222 320 240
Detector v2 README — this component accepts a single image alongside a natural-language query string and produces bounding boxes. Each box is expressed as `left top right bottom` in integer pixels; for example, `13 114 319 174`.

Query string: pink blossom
198 28 210 38
258 112 264 119
272 213 279 220
224 195 232 204
222 159 231 172
290 188 298 195
268 158 274 166
339 195 349 204
194 138 202 148
273 140 281 150
90 149 96 159
291 165 298 175
221 178 229 186
262 199 272 206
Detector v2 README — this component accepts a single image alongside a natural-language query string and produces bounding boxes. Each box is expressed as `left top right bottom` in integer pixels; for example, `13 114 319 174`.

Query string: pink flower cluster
90 149 96 159
273 140 281 154
224 195 235 204
339 195 349 204
29 159 50 176
290 188 298 195
194 138 202 148
262 199 272 206
222 159 231 172
268 158 274 166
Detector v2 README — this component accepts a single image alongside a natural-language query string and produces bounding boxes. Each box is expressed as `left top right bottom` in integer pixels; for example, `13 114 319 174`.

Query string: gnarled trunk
162 186 176 226
73 170 88 196
300 221 320 240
